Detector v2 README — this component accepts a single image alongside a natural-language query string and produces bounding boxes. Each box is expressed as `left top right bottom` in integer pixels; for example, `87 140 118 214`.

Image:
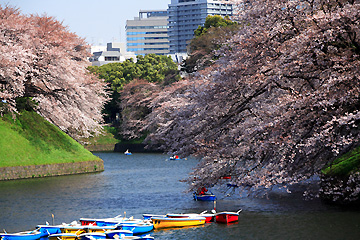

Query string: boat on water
0 230 43 240
193 192 216 201
48 233 78 240
151 216 206 229
215 210 242 223
120 222 153 235
105 230 133 238
142 214 166 221
169 155 181 160
96 218 143 227
124 150 132 155
77 233 106 240
166 211 215 223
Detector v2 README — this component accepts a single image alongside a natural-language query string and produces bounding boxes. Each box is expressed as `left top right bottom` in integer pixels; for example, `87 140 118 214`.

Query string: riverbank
0 111 104 180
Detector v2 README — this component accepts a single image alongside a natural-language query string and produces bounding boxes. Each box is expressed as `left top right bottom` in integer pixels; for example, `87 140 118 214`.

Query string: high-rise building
126 10 169 56
167 0 233 55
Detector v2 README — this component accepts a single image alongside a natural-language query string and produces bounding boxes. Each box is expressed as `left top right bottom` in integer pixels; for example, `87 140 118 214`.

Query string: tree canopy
143 0 360 194
183 15 240 73
88 54 180 124
0 5 108 140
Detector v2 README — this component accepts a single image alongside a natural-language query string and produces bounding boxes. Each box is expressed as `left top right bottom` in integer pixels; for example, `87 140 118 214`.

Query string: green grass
322 146 360 176
83 126 119 146
0 111 100 167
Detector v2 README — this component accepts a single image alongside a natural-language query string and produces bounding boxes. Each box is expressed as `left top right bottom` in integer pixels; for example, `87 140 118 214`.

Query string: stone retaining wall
0 160 104 181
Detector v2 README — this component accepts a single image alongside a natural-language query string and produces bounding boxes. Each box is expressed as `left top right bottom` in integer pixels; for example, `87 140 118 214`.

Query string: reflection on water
0 152 360 240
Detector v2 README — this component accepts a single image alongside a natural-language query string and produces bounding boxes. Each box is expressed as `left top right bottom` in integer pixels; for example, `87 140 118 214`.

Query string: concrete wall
0 160 104 181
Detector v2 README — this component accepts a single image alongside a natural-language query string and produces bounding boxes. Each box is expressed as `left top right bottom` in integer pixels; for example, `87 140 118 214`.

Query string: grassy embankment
322 147 360 177
0 111 101 167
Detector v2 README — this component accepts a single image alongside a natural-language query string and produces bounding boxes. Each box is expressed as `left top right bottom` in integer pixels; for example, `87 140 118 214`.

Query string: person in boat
199 187 208 195
125 149 130 154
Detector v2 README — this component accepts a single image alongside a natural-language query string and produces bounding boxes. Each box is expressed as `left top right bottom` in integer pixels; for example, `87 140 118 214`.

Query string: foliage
0 111 100 167
143 0 360 193
120 79 161 140
322 146 360 177
88 54 180 124
88 54 179 92
194 15 238 37
183 16 240 73
0 5 108 140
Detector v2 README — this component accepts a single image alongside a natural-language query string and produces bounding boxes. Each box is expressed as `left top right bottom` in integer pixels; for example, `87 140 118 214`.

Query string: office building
126 10 169 56
167 0 234 56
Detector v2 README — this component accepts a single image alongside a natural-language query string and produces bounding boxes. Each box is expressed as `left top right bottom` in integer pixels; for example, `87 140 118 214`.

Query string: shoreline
0 160 104 181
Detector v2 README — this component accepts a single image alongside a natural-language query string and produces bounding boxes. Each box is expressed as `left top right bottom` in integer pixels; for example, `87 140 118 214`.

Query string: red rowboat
215 210 242 223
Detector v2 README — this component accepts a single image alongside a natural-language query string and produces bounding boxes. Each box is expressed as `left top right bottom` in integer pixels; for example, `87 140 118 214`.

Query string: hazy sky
6 0 171 45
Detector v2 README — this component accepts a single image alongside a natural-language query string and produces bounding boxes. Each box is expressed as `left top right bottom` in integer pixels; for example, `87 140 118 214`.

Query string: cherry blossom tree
0 5 108 140
144 0 360 197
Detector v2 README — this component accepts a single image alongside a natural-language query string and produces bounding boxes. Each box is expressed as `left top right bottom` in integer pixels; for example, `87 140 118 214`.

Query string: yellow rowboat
48 233 78 240
151 216 206 229
61 225 117 235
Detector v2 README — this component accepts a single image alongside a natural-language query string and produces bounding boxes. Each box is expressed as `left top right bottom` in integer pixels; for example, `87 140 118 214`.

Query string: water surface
0 152 359 239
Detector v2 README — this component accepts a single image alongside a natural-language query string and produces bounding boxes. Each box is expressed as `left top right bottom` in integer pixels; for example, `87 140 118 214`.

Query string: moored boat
142 214 166 221
77 232 106 240
48 233 77 240
166 211 214 223
36 225 62 237
151 216 206 229
0 230 42 240
120 222 153 235
215 209 242 223
105 230 133 238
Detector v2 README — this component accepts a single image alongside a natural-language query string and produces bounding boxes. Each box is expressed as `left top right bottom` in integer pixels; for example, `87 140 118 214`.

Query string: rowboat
151 216 206 229
48 233 78 240
95 217 143 227
120 222 153 235
142 214 166 221
0 230 42 240
166 211 215 223
77 233 106 240
36 225 62 236
61 225 118 235
215 209 242 223
193 192 216 201
169 155 181 160
105 230 133 238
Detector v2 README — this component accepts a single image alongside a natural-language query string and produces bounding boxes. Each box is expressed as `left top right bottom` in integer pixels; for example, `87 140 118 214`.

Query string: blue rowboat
105 230 133 238
120 222 153 235
0 230 42 240
36 225 62 237
193 192 216 201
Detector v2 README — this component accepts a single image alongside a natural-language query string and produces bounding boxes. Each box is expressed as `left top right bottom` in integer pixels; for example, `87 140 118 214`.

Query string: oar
236 209 243 214
199 210 207 214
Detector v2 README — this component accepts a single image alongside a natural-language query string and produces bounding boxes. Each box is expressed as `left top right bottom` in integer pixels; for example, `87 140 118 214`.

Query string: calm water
1 152 360 240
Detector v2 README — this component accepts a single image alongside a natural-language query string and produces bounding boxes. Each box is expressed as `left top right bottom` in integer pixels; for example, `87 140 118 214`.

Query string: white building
89 42 136 66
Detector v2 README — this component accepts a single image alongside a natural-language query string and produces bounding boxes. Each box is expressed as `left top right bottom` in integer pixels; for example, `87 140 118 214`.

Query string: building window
105 56 120 61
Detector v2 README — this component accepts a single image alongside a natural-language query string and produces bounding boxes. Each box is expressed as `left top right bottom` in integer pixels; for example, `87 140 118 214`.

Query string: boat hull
166 213 214 223
0 231 42 240
48 233 78 240
151 217 205 229
215 212 239 223
120 224 153 235
193 193 216 201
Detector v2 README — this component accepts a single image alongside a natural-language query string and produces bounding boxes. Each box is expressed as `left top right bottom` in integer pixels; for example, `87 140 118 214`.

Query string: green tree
88 54 180 124
194 15 238 37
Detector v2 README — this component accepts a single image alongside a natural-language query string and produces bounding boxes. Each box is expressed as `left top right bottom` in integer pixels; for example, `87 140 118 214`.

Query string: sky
5 0 171 45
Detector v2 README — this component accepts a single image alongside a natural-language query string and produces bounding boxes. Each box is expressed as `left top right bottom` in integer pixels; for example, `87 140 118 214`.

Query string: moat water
1 152 359 239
